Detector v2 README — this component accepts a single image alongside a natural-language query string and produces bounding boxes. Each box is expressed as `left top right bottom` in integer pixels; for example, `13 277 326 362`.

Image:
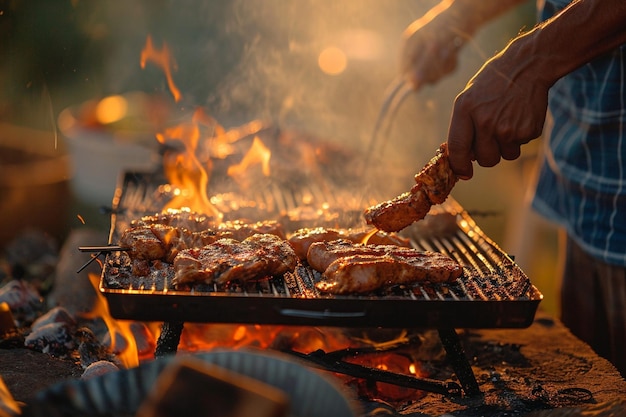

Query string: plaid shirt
531 0 626 266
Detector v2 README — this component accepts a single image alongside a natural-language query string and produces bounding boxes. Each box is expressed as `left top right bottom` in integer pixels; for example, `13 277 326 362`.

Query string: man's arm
447 0 626 179
401 0 529 88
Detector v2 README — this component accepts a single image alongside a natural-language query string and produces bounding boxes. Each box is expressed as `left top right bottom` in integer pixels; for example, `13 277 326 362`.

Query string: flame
131 37 428 403
156 108 222 218
81 274 145 368
359 227 379 245
140 35 182 102
227 136 272 188
177 323 353 354
82 271 428 402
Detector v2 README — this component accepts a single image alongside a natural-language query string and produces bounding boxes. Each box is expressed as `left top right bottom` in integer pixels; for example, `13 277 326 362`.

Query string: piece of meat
307 239 428 272
119 224 218 263
307 239 462 294
172 234 298 286
315 252 462 295
362 187 431 233
119 220 286 263
119 225 169 261
217 220 286 241
287 227 411 260
364 143 458 232
287 228 347 260
415 143 458 205
131 208 217 232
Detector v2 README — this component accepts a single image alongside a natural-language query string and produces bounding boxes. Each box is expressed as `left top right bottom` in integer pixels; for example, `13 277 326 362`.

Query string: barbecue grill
99 171 542 329
94 168 542 397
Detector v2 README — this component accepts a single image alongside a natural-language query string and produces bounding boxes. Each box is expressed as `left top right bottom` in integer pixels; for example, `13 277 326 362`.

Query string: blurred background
0 0 558 313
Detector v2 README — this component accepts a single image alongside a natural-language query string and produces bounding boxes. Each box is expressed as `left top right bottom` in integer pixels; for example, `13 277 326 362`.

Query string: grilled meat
217 220 286 241
119 220 285 263
119 224 218 263
362 188 431 234
287 227 410 260
364 143 458 232
287 228 346 260
415 143 458 205
172 234 298 286
308 239 462 294
131 208 216 232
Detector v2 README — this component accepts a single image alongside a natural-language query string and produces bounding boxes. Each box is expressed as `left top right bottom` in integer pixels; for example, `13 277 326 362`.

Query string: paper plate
28 348 360 417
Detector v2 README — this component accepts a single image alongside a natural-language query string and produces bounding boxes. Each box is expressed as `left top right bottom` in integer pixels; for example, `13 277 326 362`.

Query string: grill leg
155 321 184 358
438 327 481 397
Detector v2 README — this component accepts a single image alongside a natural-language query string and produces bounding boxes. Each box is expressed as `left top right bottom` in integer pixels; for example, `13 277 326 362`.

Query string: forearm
404 0 529 40
501 0 626 86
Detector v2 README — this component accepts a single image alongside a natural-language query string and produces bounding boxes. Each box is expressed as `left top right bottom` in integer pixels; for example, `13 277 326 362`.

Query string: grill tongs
361 76 415 175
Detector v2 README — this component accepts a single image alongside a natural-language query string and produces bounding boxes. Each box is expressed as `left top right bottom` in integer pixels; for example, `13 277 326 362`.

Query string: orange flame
81 274 143 368
156 108 222 218
227 136 272 188
140 35 182 103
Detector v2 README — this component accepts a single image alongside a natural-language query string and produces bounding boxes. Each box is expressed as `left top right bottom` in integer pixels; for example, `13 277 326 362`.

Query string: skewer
77 253 102 274
78 245 130 253
76 246 129 273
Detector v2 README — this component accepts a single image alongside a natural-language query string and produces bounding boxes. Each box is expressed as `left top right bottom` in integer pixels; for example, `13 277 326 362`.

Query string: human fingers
473 133 501 168
447 110 475 180
499 142 522 160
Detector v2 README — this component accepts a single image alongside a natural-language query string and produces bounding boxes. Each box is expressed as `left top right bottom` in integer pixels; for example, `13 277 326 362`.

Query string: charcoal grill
100 172 541 328
96 170 542 396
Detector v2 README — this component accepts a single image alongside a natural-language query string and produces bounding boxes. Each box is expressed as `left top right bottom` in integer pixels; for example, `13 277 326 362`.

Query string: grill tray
100 172 542 328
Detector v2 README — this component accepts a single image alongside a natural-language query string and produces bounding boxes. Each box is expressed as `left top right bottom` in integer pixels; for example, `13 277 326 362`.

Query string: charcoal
0 280 44 324
24 322 75 358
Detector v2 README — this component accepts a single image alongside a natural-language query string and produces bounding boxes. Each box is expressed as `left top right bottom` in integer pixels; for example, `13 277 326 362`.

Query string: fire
96 34 429 404
346 351 428 402
141 33 275 216
227 136 272 188
80 274 150 368
140 35 182 103
359 227 379 245
156 107 222 218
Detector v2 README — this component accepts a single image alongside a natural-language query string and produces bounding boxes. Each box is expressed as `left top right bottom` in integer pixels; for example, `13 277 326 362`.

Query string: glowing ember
346 352 428 402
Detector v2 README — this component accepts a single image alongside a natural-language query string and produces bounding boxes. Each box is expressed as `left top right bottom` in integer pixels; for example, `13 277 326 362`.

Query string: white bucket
58 92 165 207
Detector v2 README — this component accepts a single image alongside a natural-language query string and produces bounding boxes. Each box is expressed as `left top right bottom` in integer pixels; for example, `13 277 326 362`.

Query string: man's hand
447 46 550 179
400 3 468 89
445 0 626 179
400 0 527 89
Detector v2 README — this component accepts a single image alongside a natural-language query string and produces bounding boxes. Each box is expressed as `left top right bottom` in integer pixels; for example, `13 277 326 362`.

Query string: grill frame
100 171 542 328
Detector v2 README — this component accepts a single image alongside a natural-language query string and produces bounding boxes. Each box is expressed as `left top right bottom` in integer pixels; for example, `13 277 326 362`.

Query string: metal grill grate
100 171 542 328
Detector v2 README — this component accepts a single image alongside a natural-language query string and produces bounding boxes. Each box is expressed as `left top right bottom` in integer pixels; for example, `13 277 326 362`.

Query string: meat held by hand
364 143 458 232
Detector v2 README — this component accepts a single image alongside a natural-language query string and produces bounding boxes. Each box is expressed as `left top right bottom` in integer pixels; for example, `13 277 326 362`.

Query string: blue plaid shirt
531 0 626 266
